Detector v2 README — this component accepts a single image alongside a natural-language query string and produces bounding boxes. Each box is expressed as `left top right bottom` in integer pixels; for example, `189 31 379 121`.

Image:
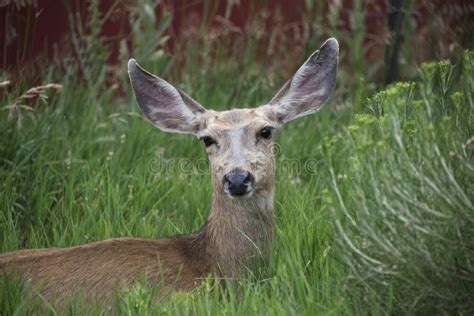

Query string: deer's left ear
266 38 339 123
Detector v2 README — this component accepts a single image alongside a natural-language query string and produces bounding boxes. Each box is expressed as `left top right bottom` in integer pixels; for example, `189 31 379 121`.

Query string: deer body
0 237 209 302
0 38 338 305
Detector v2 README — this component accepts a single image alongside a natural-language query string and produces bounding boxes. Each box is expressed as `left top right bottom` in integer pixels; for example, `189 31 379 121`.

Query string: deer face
198 108 276 198
129 38 339 199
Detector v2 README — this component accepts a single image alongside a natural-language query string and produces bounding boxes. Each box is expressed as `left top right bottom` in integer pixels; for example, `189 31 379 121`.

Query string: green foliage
326 53 473 314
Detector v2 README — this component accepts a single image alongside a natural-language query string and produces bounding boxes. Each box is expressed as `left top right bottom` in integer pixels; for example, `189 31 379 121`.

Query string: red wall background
0 0 472 75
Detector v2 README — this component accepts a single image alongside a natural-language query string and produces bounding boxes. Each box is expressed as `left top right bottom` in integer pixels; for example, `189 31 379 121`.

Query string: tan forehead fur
200 107 274 133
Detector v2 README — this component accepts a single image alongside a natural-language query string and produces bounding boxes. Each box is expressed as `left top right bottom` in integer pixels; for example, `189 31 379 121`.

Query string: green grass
1 1 473 314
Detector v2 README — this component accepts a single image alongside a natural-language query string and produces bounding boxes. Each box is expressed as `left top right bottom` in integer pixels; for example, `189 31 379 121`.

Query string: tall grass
0 1 473 314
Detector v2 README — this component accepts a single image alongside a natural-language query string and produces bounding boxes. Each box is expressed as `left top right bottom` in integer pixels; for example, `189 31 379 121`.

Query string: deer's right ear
128 59 206 134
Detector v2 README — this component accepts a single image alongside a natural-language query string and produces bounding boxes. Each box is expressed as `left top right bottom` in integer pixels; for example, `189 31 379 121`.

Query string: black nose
223 170 255 196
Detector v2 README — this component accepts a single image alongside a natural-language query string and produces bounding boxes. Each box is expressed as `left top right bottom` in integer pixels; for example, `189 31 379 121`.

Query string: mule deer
0 38 339 305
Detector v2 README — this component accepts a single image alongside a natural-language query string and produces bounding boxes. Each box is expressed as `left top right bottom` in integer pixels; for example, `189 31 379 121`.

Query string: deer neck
195 188 275 278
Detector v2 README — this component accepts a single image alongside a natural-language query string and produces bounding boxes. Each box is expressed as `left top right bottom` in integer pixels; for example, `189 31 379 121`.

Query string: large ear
267 38 339 123
128 59 206 134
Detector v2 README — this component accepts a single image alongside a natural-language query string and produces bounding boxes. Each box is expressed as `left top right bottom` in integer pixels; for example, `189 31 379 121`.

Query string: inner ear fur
128 59 206 134
267 38 339 123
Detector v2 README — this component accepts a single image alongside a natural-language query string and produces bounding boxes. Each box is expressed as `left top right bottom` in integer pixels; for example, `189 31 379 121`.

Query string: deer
0 38 339 306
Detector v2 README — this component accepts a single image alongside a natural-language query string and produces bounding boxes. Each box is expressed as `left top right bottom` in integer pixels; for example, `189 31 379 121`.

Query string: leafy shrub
326 51 474 314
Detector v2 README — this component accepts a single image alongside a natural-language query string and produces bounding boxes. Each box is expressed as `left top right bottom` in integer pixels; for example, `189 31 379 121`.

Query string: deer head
128 38 338 203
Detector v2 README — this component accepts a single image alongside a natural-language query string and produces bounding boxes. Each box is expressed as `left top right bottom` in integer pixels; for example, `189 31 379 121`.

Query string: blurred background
1 0 473 102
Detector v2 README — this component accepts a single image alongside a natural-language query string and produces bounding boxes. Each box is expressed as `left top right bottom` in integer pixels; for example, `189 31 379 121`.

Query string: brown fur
1 237 208 303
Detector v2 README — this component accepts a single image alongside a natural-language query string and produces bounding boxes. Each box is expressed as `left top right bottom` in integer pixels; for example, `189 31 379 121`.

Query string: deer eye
259 127 273 140
200 136 216 147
